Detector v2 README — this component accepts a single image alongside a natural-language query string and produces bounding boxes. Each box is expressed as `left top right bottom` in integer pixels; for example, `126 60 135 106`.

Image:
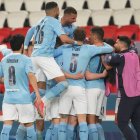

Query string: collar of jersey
12 53 21 55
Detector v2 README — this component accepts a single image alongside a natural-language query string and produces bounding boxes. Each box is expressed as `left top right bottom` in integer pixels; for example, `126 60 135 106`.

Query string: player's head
73 28 86 42
10 34 24 52
45 1 59 19
62 7 77 25
114 36 131 52
90 27 104 44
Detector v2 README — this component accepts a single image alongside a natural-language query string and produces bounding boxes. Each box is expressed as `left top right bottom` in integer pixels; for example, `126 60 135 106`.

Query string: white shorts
50 97 60 119
44 103 52 121
2 103 35 123
86 88 105 116
35 96 46 120
69 104 76 116
31 57 64 81
99 96 107 120
44 97 60 121
59 86 87 115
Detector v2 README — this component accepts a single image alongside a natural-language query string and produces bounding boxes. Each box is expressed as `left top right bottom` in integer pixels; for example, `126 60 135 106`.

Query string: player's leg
24 123 37 140
16 123 27 140
18 104 37 140
35 96 46 140
67 115 78 140
1 103 16 140
86 88 99 140
59 86 73 140
45 75 68 100
1 120 13 140
51 118 60 140
45 122 53 140
44 102 53 140
74 86 88 140
58 116 68 140
95 91 106 140
36 120 44 140
31 88 46 140
131 101 140 140
36 57 68 100
77 114 88 140
117 97 137 140
96 120 105 140
50 98 60 140
87 115 98 140
128 122 137 140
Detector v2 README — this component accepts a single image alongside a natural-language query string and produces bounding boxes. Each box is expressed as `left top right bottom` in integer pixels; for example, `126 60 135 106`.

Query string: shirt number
69 53 79 73
8 66 16 86
34 25 44 44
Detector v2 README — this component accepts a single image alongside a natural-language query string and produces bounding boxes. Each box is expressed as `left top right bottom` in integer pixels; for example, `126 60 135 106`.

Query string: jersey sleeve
24 26 35 49
1 48 12 56
25 58 34 74
0 63 3 77
52 19 65 36
88 43 113 57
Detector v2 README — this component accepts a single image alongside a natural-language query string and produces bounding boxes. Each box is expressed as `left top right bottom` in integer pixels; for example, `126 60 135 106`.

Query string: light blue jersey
0 53 34 104
62 24 76 38
55 54 63 69
1 48 12 56
54 44 72 68
86 56 105 90
24 16 65 57
0 48 12 77
61 43 113 88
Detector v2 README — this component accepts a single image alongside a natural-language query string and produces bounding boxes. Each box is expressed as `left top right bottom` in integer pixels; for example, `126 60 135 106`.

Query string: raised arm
0 44 12 56
89 43 113 57
24 27 35 55
53 19 82 46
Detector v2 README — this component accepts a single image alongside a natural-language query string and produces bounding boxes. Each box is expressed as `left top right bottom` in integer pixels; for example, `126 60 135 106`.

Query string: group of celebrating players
0 1 140 140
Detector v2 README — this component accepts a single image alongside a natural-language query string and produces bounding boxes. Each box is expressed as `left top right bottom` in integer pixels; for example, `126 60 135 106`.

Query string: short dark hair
104 38 115 47
118 36 131 48
73 28 86 41
10 34 24 51
64 7 77 15
45 1 58 11
91 27 104 41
